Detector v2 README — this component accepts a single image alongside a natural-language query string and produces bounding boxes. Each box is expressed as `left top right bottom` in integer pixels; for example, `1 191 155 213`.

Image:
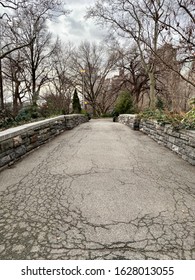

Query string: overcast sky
48 0 107 45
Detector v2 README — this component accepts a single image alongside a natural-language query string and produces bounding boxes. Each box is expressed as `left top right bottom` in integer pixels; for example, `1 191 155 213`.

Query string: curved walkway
0 119 195 259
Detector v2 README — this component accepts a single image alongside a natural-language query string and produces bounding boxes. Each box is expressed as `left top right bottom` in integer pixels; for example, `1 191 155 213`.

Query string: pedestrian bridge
0 117 195 259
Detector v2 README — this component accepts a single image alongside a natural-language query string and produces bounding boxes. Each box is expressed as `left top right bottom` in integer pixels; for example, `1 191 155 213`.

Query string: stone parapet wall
0 114 88 169
140 120 195 165
118 114 195 165
118 114 140 130
65 114 88 129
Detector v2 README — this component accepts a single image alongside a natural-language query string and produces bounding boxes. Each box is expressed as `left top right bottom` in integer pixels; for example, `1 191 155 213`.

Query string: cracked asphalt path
0 119 195 260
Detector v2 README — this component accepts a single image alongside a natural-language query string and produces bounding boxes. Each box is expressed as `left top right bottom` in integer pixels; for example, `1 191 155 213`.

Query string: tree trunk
149 70 156 110
32 67 37 106
92 103 97 117
13 80 21 116
0 59 4 110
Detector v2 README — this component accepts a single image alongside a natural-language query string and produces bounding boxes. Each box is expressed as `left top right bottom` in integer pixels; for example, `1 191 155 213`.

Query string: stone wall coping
119 114 139 118
0 115 83 142
64 114 82 119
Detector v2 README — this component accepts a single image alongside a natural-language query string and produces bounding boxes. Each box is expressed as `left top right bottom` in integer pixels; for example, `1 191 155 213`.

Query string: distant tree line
0 0 194 125
87 0 195 112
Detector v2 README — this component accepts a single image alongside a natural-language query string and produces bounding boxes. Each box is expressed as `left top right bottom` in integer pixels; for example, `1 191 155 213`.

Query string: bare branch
0 42 33 59
177 0 195 24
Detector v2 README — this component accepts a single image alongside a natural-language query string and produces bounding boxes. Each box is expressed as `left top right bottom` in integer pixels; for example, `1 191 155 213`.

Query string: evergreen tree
114 91 134 115
72 89 81 113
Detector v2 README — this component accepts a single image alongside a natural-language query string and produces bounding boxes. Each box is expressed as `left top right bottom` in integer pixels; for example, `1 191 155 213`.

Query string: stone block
30 135 38 143
0 155 11 167
38 133 50 143
13 135 23 147
0 139 13 152
180 133 189 141
15 145 26 158
26 143 38 152
171 145 180 154
9 151 16 160
39 128 50 135
27 130 35 137
0 150 8 158
166 142 173 149
164 127 173 135
50 128 57 135
156 124 164 130
22 137 30 146
168 136 175 144
187 150 195 159
172 131 180 138
175 138 186 146
189 138 195 148
159 136 165 141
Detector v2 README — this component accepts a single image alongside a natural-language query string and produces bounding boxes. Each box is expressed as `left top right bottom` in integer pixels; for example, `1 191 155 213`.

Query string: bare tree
87 0 195 111
3 51 29 116
12 0 69 107
0 1 31 109
71 41 119 116
94 73 123 115
0 0 32 61
87 0 170 110
116 46 149 109
43 41 75 114
161 0 195 63
0 0 69 110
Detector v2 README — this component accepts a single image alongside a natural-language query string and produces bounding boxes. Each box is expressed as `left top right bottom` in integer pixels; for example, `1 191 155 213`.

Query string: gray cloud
48 0 106 44
66 16 86 35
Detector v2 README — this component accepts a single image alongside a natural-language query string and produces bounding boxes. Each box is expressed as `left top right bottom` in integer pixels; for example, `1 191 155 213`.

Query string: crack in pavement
0 120 195 259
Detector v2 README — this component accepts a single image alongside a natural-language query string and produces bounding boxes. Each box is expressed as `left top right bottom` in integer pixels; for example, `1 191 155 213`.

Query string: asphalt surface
0 119 195 260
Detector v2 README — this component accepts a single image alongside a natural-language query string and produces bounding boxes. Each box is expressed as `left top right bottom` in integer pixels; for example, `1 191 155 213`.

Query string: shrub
114 91 134 115
81 109 91 120
15 105 40 122
43 93 69 116
189 97 195 107
181 108 195 130
139 107 195 130
72 89 81 114
139 108 167 123
155 96 164 110
0 108 14 128
101 113 113 118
